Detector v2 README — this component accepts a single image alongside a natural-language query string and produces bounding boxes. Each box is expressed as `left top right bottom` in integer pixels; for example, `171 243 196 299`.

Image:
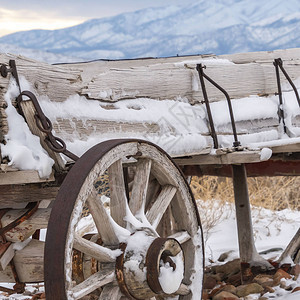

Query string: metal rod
275 58 300 107
197 64 241 148
196 64 219 149
273 59 287 134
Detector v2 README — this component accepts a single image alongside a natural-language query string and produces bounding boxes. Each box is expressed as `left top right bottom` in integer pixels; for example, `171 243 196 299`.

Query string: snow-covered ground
198 200 300 300
0 202 298 299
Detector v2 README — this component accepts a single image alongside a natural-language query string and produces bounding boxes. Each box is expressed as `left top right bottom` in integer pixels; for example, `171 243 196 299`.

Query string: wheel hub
116 229 184 299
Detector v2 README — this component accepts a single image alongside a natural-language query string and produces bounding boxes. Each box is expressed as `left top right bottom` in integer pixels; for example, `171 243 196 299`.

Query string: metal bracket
196 64 241 149
0 60 22 93
274 58 300 134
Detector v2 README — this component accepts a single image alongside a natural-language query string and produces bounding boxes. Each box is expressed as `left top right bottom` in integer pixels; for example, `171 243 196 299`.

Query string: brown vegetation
190 176 300 211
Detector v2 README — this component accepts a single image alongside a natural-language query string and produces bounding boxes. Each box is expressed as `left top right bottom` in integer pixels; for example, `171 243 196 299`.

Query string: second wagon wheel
45 139 204 299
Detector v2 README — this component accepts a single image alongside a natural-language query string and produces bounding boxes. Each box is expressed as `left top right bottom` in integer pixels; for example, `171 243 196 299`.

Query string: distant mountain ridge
0 0 299 63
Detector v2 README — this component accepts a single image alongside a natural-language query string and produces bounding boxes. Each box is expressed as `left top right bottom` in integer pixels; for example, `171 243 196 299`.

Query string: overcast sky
0 0 187 37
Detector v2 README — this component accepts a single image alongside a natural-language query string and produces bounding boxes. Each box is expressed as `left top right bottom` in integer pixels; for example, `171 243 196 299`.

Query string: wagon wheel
45 139 204 300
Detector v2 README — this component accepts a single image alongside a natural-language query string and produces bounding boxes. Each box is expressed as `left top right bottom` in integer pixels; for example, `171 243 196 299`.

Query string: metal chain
0 59 79 162
16 91 79 161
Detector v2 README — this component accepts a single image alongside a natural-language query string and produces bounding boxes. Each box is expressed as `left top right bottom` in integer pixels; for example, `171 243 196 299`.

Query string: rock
204 275 218 289
253 274 274 287
273 269 292 285
219 284 237 295
202 290 210 300
227 272 242 286
211 273 226 282
214 259 241 277
263 286 275 294
209 285 226 299
292 286 300 293
236 283 264 297
259 297 269 300
212 291 239 300
218 251 235 262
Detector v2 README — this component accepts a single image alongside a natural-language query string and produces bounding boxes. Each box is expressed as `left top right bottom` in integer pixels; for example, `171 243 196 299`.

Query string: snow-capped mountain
1 0 300 63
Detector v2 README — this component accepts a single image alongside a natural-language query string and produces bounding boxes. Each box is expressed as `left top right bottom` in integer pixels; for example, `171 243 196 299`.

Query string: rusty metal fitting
116 235 184 299
115 242 137 300
146 238 184 295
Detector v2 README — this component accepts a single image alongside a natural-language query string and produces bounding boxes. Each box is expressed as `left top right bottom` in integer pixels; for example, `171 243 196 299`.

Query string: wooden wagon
0 48 299 299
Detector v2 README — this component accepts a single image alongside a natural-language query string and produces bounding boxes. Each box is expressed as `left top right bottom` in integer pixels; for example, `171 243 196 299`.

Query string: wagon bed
0 48 299 299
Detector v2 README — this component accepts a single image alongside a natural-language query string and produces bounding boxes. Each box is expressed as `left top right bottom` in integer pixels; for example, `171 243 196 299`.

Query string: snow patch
0 78 54 178
158 251 184 294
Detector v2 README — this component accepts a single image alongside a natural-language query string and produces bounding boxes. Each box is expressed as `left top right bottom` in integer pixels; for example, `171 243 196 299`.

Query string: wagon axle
116 229 185 299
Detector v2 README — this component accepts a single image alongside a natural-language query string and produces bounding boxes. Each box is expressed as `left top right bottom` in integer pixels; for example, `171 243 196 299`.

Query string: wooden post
232 164 256 262
278 228 300 264
232 164 273 282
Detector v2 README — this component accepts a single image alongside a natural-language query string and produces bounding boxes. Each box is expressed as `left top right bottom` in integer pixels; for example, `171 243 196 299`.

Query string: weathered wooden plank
0 169 55 185
2 208 51 242
220 48 300 64
0 243 14 270
0 53 82 102
52 118 163 138
79 51 300 104
99 286 122 300
0 184 59 208
269 142 300 153
174 149 269 165
14 239 44 283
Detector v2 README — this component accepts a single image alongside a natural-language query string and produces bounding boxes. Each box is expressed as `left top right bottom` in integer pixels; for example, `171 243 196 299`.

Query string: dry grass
190 175 300 246
190 175 300 211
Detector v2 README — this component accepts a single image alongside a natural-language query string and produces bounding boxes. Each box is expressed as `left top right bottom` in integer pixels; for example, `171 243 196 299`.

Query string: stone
219 284 237 295
209 284 226 299
214 259 241 278
227 272 242 286
218 250 235 262
292 286 300 293
211 273 226 282
253 274 274 287
263 286 275 294
236 283 264 297
273 269 292 285
212 291 239 300
204 275 218 289
202 290 210 300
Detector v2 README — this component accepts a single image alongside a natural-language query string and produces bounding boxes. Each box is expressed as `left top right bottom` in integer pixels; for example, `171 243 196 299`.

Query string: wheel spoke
145 178 161 210
129 158 152 215
108 159 127 227
168 231 191 244
146 185 177 229
175 283 190 296
99 286 122 299
71 269 115 299
73 234 121 263
87 189 119 245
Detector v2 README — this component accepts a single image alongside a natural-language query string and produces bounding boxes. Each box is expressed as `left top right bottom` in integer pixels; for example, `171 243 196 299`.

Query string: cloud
0 8 86 36
0 1 187 37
